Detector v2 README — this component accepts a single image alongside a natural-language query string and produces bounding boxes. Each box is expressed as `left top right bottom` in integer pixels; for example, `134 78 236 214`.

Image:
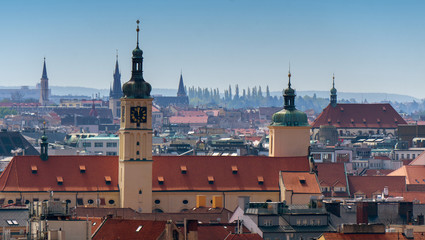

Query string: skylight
136 225 143 232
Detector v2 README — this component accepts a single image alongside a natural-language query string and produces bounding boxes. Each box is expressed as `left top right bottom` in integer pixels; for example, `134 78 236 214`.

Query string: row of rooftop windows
0 198 116 206
81 142 117 148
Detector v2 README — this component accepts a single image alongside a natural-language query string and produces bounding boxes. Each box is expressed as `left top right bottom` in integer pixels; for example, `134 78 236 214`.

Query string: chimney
196 195 206 208
356 202 368 224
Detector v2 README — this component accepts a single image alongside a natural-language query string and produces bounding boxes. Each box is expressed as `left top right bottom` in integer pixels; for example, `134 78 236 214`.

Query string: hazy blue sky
1 0 425 98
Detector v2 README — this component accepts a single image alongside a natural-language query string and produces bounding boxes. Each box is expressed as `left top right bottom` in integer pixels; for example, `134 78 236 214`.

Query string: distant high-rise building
109 53 123 118
39 58 49 105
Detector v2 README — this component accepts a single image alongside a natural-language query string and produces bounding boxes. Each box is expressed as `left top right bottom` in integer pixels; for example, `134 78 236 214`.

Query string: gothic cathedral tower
39 58 49 106
109 53 123 119
119 20 153 213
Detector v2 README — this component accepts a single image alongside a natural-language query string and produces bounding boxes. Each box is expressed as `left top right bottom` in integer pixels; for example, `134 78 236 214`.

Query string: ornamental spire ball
122 20 152 99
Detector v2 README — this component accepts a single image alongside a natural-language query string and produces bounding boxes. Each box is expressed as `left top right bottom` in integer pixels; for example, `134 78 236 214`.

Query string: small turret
270 70 308 127
40 122 48 161
122 20 152 99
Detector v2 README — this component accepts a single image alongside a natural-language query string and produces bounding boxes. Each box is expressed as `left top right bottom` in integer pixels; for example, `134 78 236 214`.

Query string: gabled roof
152 156 310 191
316 163 347 188
388 165 425 185
312 103 406 129
0 131 39 156
0 155 309 193
321 232 425 240
347 176 406 198
409 151 425 165
280 172 321 194
0 156 118 192
92 219 167 240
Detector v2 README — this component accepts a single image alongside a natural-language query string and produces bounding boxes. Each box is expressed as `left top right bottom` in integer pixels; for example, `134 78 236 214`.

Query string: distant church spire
42 57 48 80
110 51 122 99
177 71 186 97
39 58 49 105
330 73 337 107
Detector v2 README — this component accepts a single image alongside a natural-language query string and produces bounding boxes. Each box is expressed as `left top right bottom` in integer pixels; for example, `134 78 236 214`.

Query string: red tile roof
152 156 310 191
388 165 425 185
317 163 347 187
316 163 349 197
197 224 258 240
347 176 406 198
0 155 309 193
312 103 406 129
321 232 425 240
280 172 321 194
92 219 167 240
169 116 208 124
0 156 118 192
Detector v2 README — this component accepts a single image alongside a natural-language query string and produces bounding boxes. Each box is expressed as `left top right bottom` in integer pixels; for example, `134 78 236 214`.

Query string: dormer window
377 118 381 123
105 176 111 185
382 106 386 112
362 118 366 123
298 176 306 184
180 165 187 174
79 165 86 173
257 176 264 185
31 165 37 174
57 176 63 185
340 107 344 112
350 118 354 124
208 176 214 184
231 165 238 174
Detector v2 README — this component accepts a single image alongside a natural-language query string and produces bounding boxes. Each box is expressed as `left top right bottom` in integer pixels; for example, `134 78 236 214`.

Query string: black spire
122 20 152 99
110 52 122 99
283 69 296 111
177 71 186 97
41 57 48 80
330 74 337 107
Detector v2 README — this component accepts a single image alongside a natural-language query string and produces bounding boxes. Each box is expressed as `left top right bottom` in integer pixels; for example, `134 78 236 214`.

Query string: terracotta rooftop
0 155 309 193
280 171 321 194
169 115 208 124
347 176 406 198
320 232 425 240
92 219 167 240
0 155 118 192
152 156 310 191
312 103 406 129
388 165 425 185
198 225 261 240
316 163 349 197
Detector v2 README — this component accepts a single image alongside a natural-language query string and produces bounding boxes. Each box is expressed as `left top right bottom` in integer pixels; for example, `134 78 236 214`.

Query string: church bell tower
119 20 153 213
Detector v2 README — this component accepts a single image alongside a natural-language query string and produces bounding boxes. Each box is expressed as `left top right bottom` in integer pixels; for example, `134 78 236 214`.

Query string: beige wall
152 191 279 212
0 192 120 208
283 191 321 205
269 126 310 157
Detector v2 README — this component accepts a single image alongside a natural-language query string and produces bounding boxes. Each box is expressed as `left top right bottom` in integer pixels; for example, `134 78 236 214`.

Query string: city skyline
1 0 425 99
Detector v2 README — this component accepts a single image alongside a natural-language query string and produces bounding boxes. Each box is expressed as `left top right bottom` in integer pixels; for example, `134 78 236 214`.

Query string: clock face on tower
130 106 147 123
